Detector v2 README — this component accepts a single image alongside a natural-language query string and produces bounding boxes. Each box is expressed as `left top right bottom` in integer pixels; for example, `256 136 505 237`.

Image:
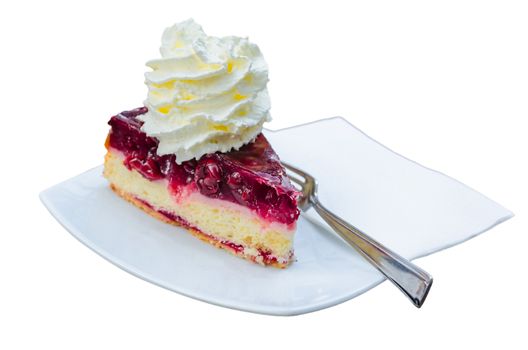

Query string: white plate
40 117 513 315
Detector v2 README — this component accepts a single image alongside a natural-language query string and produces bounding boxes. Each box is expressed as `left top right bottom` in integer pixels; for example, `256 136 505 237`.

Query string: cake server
283 162 433 308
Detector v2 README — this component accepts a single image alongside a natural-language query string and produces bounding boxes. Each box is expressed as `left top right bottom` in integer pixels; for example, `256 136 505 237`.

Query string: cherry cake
104 107 300 267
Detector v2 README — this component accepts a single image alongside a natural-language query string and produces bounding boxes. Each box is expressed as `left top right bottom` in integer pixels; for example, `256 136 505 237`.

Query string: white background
1 0 527 349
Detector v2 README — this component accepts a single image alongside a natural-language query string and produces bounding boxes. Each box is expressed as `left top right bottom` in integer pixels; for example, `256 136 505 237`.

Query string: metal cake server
283 162 433 308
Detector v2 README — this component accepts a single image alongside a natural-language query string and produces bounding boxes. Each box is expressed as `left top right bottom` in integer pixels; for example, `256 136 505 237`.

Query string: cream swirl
138 19 271 163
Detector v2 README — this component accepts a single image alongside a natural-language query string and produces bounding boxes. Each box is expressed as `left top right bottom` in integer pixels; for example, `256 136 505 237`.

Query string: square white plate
40 117 512 315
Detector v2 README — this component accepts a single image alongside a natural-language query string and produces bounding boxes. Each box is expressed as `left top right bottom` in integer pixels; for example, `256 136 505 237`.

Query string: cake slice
104 107 300 267
104 20 300 267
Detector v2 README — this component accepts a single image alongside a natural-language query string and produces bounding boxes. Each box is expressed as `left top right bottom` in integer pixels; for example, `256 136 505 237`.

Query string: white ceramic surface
40 117 513 315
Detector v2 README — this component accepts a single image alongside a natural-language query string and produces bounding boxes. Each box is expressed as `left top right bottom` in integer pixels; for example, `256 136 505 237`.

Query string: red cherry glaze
222 241 245 254
257 248 278 265
107 108 300 225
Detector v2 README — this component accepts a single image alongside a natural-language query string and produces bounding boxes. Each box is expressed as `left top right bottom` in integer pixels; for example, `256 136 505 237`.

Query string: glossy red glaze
108 107 300 225
257 248 279 265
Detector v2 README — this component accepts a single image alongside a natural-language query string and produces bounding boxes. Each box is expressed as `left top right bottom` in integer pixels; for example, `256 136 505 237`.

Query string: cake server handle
310 197 433 308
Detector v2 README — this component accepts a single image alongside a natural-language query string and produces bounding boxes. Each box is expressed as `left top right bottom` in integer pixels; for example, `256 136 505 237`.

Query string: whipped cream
139 19 271 163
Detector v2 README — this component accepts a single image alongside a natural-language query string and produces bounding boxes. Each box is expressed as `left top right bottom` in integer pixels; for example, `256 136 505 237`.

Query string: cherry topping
107 108 300 225
226 172 242 189
195 157 223 196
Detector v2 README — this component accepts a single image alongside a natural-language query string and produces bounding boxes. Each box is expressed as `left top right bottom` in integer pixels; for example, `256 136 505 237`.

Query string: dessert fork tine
283 161 433 308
